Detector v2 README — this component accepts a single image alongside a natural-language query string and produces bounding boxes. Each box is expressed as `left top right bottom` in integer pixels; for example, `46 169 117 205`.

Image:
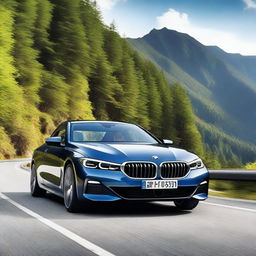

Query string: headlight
188 158 204 170
80 158 120 170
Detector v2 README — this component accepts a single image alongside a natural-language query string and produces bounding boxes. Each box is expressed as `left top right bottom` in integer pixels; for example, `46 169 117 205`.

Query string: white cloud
156 8 256 55
95 0 122 11
157 9 190 32
242 0 256 8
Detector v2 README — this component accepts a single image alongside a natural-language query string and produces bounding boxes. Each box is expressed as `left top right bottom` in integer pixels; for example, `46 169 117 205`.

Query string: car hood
71 142 198 164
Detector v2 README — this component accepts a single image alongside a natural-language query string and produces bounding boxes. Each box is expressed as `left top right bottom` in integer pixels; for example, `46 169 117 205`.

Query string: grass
209 180 256 200
22 162 31 170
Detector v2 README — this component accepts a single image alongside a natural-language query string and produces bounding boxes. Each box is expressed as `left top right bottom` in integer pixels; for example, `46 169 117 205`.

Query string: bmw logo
152 155 159 160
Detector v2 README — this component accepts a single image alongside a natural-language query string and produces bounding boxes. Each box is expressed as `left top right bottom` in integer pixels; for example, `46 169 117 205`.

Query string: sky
95 0 256 56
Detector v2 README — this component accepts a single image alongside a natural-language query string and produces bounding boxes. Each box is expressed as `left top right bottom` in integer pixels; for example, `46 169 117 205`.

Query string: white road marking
209 195 256 203
202 201 256 213
0 192 115 256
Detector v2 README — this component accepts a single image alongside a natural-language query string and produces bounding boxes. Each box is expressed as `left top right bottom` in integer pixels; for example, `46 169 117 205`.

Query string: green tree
132 53 150 129
0 2 43 155
172 84 204 157
142 62 162 136
117 41 139 122
203 144 221 169
34 0 54 64
103 26 123 75
13 0 41 105
48 0 93 120
153 69 176 140
33 0 69 123
79 0 104 71
89 55 123 120
0 2 23 157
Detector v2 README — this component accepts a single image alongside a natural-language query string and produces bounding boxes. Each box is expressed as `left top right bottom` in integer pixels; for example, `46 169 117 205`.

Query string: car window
70 122 158 143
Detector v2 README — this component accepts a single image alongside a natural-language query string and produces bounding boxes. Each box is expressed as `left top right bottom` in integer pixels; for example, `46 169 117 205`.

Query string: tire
174 198 199 210
63 164 80 212
30 164 46 197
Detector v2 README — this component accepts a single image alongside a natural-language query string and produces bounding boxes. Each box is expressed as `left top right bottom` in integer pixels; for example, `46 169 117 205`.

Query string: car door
40 124 67 193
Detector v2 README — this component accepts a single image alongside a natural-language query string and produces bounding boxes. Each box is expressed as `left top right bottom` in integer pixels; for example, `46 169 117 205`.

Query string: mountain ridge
128 28 256 164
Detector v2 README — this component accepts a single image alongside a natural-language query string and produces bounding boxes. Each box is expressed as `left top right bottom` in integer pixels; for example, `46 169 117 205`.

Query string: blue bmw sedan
31 121 209 212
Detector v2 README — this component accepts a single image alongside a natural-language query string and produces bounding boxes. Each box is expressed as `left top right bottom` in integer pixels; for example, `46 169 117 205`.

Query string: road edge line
201 201 256 213
0 192 115 256
209 195 256 203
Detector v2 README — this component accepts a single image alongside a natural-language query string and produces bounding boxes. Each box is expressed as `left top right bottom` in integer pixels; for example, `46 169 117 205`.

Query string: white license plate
142 180 178 189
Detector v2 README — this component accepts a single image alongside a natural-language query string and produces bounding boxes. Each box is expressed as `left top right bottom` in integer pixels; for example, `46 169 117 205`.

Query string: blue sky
96 0 256 55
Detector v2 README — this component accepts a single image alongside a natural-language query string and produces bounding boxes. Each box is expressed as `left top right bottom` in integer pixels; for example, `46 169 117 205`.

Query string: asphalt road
0 160 255 256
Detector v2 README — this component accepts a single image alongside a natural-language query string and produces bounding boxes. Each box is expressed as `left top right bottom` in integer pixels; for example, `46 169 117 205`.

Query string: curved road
0 160 255 256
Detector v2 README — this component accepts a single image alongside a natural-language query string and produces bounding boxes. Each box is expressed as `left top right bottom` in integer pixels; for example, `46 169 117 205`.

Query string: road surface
0 160 255 256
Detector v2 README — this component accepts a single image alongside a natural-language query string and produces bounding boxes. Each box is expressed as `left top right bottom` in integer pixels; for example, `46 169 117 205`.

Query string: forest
0 0 244 168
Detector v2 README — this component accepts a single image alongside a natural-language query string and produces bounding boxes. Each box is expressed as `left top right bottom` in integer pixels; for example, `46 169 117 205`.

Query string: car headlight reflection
189 158 204 170
80 158 121 170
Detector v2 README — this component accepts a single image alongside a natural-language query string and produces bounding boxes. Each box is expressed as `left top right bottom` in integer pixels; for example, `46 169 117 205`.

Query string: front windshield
70 122 158 143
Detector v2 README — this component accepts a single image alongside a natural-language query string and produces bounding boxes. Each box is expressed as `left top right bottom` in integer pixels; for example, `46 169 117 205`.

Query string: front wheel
30 164 46 197
174 198 199 210
63 164 80 212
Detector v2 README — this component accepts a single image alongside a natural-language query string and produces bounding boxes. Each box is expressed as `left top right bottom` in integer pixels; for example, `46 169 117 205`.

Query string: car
31 120 209 212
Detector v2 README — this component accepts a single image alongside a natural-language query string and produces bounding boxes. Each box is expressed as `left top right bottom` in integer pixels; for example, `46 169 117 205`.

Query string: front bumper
73 161 209 202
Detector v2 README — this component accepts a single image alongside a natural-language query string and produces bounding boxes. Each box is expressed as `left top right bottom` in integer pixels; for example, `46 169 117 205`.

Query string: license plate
142 180 178 189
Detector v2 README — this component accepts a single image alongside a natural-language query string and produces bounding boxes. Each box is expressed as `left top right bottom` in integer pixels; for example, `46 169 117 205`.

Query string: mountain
128 28 256 165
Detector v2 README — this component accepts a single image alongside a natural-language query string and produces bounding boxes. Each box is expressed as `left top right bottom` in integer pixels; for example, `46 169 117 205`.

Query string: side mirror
45 136 62 145
163 139 173 145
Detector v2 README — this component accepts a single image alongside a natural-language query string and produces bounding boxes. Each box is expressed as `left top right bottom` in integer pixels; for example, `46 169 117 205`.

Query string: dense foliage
0 1 207 163
245 162 256 169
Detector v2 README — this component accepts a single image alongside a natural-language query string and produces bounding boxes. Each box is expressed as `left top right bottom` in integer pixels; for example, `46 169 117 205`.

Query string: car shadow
3 192 191 219
46 192 192 217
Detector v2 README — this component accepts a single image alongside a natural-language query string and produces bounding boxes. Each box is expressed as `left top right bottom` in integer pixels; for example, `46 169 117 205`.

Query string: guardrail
1 159 256 181
209 170 256 181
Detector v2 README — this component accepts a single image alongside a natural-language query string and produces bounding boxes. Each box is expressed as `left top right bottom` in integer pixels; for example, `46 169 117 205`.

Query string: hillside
128 28 256 165
0 1 203 163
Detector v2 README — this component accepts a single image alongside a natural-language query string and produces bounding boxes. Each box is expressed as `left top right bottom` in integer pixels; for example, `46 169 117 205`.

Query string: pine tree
153 69 176 140
79 1 123 120
203 144 221 169
39 71 69 122
0 2 23 157
103 26 123 75
172 84 204 157
13 0 42 105
132 53 150 129
0 1 42 155
117 41 139 122
33 0 69 123
34 0 54 65
79 0 104 71
89 55 123 120
48 0 93 120
142 62 162 136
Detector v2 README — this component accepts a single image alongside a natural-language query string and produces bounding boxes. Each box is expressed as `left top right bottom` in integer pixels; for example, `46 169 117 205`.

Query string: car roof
67 120 133 125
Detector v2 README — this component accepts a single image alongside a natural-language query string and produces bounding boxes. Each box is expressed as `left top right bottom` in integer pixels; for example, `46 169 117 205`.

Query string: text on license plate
142 180 178 189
